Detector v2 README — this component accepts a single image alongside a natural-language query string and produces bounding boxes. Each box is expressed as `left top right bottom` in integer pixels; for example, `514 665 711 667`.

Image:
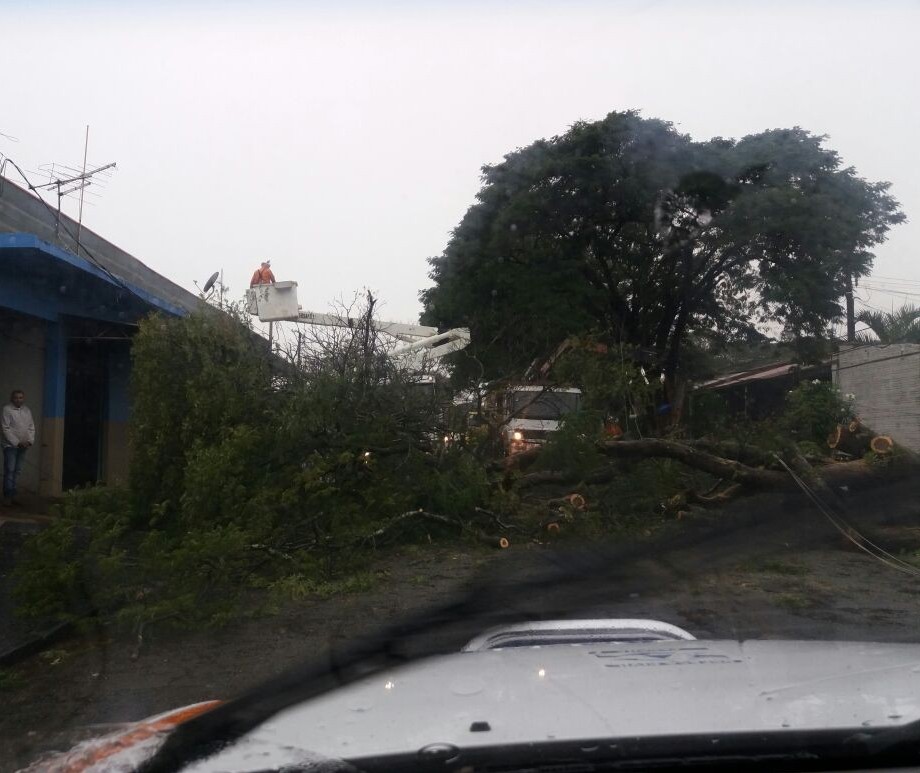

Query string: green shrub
781 380 852 447
14 487 131 624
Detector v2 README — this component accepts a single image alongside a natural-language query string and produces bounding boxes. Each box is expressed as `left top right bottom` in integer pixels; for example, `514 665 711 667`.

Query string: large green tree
421 112 903 387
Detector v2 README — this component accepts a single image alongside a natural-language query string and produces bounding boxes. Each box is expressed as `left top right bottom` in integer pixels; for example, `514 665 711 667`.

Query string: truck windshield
512 390 581 420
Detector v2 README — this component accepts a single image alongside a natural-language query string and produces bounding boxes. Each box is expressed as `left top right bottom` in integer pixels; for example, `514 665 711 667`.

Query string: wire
0 327 47 353
855 297 892 314
773 455 920 578
861 284 920 299
864 275 920 287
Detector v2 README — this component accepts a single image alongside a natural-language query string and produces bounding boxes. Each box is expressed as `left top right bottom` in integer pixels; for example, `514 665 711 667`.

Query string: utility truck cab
491 384 582 454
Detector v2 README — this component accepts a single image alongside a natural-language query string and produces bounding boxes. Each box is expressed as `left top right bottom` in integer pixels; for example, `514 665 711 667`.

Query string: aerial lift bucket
245 281 301 321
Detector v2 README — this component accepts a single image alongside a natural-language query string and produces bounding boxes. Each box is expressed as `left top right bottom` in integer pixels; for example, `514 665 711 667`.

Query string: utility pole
844 270 856 344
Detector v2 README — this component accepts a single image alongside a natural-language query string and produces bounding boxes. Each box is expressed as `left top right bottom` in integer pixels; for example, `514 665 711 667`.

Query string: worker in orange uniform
250 260 276 287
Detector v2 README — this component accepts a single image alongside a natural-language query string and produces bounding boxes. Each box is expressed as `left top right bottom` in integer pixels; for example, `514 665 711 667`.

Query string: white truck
487 383 583 454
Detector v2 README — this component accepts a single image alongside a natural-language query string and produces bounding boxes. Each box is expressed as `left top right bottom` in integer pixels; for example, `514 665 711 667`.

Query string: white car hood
188 638 920 769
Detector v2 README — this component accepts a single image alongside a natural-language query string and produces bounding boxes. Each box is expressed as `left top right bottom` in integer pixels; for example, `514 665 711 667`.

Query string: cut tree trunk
870 435 895 455
827 424 876 457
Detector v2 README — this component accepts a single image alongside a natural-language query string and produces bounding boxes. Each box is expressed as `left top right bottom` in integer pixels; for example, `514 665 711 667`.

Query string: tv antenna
35 125 116 253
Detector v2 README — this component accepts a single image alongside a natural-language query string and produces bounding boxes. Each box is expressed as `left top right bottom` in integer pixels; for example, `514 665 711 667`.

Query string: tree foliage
856 303 920 344
421 111 903 386
15 302 495 630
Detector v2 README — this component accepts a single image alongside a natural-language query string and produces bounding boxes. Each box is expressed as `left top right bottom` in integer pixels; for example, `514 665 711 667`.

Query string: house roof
693 362 800 391
0 232 191 319
0 177 201 318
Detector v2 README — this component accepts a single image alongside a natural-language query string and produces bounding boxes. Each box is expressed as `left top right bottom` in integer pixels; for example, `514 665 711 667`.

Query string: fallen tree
510 437 917 500
596 439 786 487
682 439 779 469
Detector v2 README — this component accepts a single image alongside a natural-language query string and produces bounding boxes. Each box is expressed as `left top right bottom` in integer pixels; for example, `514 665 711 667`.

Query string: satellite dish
202 271 220 294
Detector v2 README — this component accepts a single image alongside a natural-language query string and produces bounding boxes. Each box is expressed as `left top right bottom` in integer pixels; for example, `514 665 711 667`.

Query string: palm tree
855 304 920 344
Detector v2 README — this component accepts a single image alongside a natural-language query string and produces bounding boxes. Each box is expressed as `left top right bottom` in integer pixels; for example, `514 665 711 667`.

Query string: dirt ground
4 478 920 771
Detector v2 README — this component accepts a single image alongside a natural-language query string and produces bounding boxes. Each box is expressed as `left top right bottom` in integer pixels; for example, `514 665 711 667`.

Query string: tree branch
596 439 786 487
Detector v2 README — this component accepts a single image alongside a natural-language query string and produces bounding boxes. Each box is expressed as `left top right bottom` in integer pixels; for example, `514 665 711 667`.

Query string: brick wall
834 344 920 451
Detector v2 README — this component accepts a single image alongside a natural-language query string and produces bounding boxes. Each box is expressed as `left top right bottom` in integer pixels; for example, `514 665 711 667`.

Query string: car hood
184 638 920 769
36 638 920 771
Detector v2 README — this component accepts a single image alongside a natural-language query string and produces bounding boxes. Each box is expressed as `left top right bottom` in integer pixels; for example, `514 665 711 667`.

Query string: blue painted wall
42 320 66 419
106 343 132 423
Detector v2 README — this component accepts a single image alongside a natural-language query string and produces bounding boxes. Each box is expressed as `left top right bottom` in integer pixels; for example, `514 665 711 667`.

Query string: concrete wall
1 311 137 495
834 344 920 452
0 312 44 493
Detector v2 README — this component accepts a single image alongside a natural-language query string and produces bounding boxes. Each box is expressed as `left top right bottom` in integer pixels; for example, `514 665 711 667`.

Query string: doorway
62 340 106 489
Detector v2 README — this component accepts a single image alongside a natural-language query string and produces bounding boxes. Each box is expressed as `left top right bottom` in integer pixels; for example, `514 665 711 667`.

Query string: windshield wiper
345 726 920 772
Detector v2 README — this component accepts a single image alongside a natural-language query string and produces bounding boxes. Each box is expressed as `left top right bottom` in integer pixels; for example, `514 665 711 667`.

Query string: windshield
2 2 920 772
510 390 582 421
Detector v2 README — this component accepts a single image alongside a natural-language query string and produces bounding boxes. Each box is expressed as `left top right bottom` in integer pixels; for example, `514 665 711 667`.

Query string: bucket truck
244 281 471 372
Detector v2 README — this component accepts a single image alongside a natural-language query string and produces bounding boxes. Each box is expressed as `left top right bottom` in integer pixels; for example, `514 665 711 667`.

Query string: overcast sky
2 0 918 326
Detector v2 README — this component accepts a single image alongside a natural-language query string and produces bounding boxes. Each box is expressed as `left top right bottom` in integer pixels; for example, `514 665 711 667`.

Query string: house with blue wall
0 177 200 496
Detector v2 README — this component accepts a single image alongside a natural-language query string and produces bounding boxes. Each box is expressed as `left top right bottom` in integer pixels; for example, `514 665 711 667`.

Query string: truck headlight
512 430 524 442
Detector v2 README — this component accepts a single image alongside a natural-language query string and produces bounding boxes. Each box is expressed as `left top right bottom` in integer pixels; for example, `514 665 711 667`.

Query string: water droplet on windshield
450 675 485 696
347 697 374 712
418 742 460 763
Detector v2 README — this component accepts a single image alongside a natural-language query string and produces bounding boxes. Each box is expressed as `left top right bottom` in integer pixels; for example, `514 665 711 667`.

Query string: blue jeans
2 446 26 499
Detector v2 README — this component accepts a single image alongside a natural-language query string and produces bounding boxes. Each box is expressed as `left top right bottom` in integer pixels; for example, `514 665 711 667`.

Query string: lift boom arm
245 282 470 363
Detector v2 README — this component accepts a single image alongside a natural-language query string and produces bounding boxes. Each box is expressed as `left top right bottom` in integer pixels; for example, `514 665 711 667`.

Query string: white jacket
2 404 35 448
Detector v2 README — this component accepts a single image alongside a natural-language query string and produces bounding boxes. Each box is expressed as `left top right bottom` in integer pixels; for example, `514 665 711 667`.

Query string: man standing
249 260 276 287
2 389 35 506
